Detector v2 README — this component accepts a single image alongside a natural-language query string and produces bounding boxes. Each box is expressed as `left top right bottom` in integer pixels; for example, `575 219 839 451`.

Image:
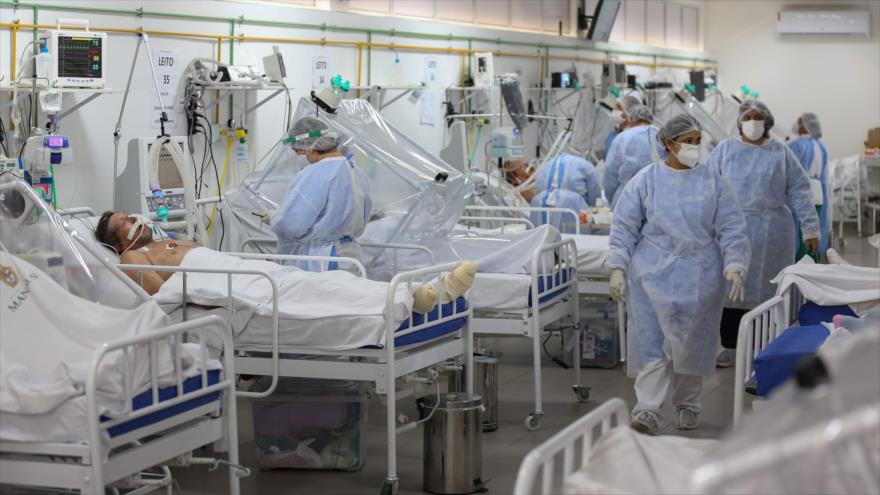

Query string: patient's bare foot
411 261 477 313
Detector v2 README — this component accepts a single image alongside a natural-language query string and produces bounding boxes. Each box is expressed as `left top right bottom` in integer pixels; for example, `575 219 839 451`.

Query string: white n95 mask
791 121 800 135
741 120 765 141
675 143 701 168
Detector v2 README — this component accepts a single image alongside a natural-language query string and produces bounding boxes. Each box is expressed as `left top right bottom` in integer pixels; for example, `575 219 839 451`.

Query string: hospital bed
0 315 244 495
119 256 473 495
733 257 880 425
463 204 628 366
0 183 246 495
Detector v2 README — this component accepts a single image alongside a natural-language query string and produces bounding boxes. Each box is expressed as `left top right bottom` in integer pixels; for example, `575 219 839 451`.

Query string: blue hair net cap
656 113 702 144
737 99 775 132
801 112 822 139
626 104 654 123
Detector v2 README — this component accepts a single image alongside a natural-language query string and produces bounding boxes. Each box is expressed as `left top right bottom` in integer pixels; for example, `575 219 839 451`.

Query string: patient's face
109 212 152 249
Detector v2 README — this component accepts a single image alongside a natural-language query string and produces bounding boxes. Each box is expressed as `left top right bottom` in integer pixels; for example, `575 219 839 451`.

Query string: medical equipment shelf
0 314 245 495
0 84 117 122
353 83 426 111
190 81 288 120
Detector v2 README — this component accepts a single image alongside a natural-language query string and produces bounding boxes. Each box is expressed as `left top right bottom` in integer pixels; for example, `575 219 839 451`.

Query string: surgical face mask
741 120 765 141
674 143 701 168
292 153 309 168
791 121 801 135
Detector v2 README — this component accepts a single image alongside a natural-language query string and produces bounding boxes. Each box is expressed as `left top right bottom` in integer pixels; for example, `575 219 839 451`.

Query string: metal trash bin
448 353 499 432
418 393 484 495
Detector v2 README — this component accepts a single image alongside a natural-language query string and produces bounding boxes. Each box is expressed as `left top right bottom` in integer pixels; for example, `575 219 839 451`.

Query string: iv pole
112 32 168 211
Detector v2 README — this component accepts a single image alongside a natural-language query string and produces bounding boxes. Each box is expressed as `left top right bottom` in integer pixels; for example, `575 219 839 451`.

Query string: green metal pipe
0 0 717 65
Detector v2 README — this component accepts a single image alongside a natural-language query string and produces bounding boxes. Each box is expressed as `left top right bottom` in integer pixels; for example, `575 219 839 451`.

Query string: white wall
704 0 880 159
0 0 706 212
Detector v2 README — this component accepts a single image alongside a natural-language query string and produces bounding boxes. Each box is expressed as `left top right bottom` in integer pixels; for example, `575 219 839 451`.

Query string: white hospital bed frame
472 238 586 430
733 283 806 425
118 255 474 495
464 204 628 365
0 314 245 495
1 181 246 495
513 397 629 495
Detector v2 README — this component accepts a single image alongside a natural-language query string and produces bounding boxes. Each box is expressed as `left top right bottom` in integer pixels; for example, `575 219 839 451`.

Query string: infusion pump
118 136 191 221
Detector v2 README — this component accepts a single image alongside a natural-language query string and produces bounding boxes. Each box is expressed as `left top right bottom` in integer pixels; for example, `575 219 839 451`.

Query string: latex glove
725 270 745 303
609 269 626 302
260 209 276 225
804 237 819 257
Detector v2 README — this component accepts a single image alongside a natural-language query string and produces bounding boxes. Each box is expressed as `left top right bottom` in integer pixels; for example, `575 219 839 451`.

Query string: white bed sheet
561 233 610 276
0 253 215 444
563 427 718 495
154 248 415 350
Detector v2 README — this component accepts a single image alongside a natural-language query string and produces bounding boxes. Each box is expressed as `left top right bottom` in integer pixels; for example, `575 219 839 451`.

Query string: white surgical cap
657 113 702 144
627 105 654 123
290 116 341 152
800 112 822 139
738 99 775 133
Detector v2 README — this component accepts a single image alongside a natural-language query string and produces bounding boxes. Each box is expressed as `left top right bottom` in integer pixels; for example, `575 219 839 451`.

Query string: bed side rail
117 263 281 400
235 238 433 278
513 398 629 495
224 251 367 278
458 215 535 233
385 261 474 343
779 282 804 328
733 295 787 425
530 238 579 307
465 205 582 235
56 206 96 219
85 314 240 491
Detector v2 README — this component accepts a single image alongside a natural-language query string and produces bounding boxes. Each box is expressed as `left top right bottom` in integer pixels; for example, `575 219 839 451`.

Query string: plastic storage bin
565 300 620 368
251 377 367 471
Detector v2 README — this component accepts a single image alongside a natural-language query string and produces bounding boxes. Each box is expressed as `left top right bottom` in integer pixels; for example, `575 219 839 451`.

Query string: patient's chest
145 240 200 269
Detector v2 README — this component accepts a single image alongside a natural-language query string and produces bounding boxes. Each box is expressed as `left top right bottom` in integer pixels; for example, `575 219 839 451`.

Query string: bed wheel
380 478 397 495
525 413 543 431
573 385 591 402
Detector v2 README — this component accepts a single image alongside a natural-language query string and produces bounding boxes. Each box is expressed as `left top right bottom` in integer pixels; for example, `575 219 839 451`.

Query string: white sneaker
676 408 699 430
630 411 661 435
716 348 736 368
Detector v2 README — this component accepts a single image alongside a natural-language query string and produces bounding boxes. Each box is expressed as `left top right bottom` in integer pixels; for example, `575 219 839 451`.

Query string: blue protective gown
706 137 819 308
608 161 750 377
603 128 619 159
530 153 600 233
788 135 829 254
603 125 661 209
270 155 372 271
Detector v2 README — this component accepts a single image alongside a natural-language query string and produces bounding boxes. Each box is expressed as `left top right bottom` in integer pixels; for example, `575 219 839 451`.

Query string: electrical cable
542 333 570 370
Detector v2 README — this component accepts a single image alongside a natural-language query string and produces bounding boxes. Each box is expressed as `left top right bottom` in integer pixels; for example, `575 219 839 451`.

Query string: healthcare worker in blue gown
264 116 372 272
706 101 820 367
608 114 750 435
602 94 642 159
788 112 829 261
603 105 662 209
530 153 601 233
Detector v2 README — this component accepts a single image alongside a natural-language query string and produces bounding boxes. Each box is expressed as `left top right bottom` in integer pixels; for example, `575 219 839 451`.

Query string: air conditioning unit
777 10 871 36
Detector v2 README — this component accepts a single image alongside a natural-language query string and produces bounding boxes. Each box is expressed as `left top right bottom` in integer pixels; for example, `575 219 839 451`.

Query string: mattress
169 298 469 352
0 370 221 445
561 233 610 276
470 269 574 311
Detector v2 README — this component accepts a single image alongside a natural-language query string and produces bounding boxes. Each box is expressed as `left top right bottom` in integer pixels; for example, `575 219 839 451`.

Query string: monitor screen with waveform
57 36 103 79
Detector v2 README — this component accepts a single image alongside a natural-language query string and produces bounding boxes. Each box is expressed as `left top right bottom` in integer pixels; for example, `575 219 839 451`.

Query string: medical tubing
207 137 233 235
398 380 441 435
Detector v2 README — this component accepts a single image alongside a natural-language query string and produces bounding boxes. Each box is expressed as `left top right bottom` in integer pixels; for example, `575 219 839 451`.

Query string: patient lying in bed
94 211 474 313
